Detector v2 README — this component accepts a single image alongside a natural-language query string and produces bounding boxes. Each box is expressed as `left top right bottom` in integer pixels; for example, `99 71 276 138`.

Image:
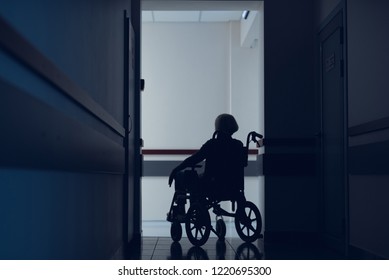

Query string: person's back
201 133 245 199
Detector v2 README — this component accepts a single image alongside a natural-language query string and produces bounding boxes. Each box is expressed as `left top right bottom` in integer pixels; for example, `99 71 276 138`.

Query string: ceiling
141 0 261 23
142 10 243 23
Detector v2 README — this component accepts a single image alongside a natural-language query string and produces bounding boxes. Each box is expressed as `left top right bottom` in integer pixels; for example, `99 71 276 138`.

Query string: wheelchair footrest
212 204 235 217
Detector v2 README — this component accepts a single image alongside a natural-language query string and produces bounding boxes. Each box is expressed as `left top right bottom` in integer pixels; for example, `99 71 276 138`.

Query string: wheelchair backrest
204 133 246 196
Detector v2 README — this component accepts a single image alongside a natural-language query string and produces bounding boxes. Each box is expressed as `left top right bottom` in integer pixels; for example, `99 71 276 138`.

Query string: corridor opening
140 1 264 239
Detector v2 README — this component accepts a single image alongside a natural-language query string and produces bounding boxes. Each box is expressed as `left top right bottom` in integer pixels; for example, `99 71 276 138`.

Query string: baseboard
348 245 386 260
111 245 125 260
320 233 346 255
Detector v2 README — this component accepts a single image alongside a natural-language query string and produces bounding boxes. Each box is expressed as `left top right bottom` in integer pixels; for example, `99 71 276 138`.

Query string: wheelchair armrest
190 164 202 170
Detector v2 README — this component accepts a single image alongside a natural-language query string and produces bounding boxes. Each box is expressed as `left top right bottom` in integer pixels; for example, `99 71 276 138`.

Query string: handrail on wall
0 16 125 137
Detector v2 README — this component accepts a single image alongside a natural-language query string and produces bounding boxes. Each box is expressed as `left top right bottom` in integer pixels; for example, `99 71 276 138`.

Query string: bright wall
142 22 230 149
142 17 263 149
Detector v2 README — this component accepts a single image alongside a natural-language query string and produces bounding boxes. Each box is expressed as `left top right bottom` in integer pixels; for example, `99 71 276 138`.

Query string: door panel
319 11 346 252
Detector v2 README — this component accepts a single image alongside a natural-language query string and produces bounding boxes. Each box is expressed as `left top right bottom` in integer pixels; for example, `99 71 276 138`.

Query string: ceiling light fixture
242 10 250 20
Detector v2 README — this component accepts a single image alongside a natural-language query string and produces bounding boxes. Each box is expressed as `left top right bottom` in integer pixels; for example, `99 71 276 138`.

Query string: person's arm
168 142 208 186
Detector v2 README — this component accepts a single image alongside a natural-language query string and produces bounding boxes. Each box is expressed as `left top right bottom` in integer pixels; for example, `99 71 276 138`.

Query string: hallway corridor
2 0 389 262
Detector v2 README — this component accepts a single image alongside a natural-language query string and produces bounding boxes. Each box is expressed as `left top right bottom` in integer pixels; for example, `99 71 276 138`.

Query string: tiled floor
133 236 347 260
128 222 344 260
139 236 264 260
136 221 264 260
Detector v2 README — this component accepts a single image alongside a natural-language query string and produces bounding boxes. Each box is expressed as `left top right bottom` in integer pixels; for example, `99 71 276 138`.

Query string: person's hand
256 138 264 147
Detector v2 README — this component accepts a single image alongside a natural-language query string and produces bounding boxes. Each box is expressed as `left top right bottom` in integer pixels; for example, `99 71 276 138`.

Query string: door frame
123 1 142 248
131 0 143 245
317 1 349 256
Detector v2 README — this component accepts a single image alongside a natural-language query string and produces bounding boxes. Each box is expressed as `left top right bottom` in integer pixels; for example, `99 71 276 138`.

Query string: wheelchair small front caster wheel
171 221 182 242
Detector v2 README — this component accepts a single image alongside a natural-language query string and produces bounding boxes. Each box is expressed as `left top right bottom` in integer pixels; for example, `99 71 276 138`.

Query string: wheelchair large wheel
235 243 263 260
234 201 262 242
187 246 209 260
170 221 182 242
185 204 211 246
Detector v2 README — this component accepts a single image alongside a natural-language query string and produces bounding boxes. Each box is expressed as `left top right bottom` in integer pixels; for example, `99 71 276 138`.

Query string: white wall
142 18 263 148
142 22 229 149
230 11 264 142
141 18 264 234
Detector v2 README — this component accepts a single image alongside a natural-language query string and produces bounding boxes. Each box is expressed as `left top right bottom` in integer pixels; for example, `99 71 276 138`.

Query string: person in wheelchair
168 114 247 215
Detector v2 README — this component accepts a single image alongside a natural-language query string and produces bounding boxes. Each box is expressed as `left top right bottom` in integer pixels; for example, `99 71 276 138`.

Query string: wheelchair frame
167 131 263 246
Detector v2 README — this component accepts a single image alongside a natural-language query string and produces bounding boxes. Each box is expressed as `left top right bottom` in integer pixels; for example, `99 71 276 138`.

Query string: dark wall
347 0 389 259
315 0 341 27
0 0 136 259
0 0 127 123
347 0 389 127
312 0 389 258
262 0 389 258
264 0 317 237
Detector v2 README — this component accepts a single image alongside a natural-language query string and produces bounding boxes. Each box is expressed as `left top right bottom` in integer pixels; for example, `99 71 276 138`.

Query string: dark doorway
318 9 347 254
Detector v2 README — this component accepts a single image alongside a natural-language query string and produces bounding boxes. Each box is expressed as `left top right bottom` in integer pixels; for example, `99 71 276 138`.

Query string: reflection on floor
138 237 264 260
130 222 345 260
126 236 345 260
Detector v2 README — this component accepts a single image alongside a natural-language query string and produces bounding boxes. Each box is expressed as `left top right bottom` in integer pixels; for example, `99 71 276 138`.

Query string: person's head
215 114 239 136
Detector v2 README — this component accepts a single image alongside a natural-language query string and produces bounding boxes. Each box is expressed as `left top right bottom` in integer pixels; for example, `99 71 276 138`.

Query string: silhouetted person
168 114 246 201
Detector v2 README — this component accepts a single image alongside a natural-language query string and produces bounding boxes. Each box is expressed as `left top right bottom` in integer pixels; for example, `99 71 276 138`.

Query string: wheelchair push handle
246 131 264 148
213 130 264 148
251 131 263 139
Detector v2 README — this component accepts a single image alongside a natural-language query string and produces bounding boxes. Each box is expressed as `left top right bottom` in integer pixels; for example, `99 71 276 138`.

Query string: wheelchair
166 131 263 246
